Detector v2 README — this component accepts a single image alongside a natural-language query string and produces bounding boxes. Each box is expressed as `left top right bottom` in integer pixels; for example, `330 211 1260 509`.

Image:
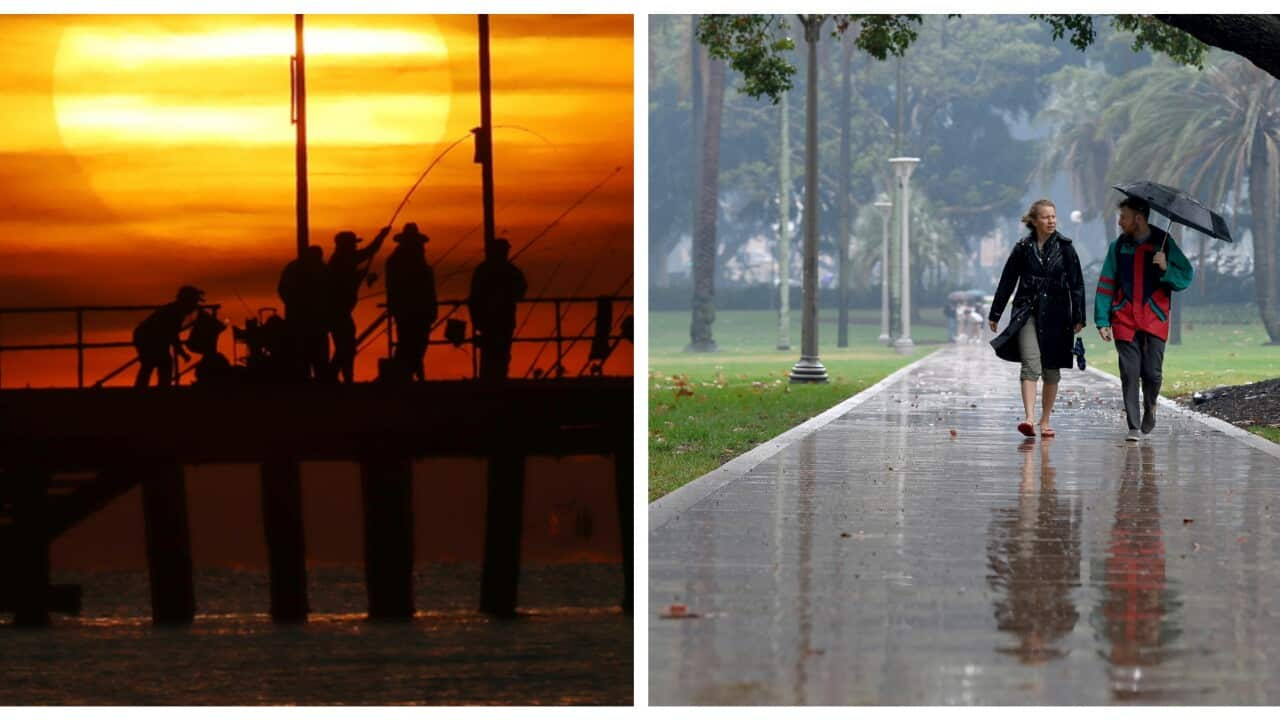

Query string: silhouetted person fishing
327 227 388 383
384 222 437 382
278 244 330 381
185 307 233 385
133 285 203 388
468 237 527 381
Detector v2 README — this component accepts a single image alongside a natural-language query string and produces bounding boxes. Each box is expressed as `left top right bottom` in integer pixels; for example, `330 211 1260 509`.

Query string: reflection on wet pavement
650 345 1280 705
986 439 1081 665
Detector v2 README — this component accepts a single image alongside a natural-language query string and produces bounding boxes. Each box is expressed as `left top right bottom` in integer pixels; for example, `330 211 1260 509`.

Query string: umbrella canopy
1112 181 1233 242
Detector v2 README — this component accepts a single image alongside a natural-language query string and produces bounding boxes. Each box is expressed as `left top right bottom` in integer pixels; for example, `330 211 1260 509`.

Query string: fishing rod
356 162 626 357
511 227 619 343
357 126 560 306
382 125 556 246
522 271 633 379
512 165 624 261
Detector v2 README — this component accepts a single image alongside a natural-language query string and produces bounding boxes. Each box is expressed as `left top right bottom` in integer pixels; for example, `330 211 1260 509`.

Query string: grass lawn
1250 426 1280 444
650 304 1279 500
649 308 946 500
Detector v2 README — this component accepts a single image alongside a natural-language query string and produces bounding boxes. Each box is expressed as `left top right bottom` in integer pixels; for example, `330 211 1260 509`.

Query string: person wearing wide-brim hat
384 222 437 382
327 225 389 383
133 284 205 388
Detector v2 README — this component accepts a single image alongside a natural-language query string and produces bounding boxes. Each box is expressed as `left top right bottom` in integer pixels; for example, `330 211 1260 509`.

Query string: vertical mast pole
294 14 309 260
478 15 496 256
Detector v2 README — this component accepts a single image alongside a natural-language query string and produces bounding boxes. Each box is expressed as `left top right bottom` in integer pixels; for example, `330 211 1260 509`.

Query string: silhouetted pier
0 377 631 625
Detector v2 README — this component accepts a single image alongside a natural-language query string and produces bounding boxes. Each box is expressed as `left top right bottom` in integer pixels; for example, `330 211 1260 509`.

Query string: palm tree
1036 65 1125 224
1105 54 1280 343
688 23 726 351
851 194 964 303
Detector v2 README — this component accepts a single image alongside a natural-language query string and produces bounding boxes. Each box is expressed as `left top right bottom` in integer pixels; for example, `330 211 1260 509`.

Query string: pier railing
0 295 631 388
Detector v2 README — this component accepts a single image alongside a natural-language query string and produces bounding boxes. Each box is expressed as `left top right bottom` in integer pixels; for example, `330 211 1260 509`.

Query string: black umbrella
1112 181 1233 252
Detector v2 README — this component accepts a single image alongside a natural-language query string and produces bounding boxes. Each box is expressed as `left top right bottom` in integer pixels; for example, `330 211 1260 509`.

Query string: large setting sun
53 18 452 148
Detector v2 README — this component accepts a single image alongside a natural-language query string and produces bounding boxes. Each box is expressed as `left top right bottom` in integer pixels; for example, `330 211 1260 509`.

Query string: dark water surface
3 564 631 705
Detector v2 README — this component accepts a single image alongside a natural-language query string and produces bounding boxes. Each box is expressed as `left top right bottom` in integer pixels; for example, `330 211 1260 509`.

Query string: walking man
1094 197 1193 441
384 222 437 381
468 237 527 381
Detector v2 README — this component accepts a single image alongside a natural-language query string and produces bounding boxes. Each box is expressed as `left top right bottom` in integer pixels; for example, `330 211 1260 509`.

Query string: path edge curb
1085 365 1280 461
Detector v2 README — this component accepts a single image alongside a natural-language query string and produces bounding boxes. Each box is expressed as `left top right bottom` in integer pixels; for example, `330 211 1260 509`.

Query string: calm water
2 564 631 705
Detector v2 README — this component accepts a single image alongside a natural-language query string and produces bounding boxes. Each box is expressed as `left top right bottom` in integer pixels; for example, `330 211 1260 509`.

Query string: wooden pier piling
140 463 195 625
12 466 51 626
360 455 415 620
480 451 525 616
614 443 633 613
261 458 309 622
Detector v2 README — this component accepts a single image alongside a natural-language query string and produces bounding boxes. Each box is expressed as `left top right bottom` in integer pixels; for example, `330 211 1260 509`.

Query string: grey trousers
1017 316 1060 383
1116 332 1166 431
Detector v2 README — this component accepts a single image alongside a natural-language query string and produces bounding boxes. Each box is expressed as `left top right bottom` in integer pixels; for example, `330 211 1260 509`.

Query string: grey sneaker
1141 406 1157 434
1125 429 1140 443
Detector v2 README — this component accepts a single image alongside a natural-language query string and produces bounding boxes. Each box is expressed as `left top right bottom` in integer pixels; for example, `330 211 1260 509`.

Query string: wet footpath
650 344 1280 705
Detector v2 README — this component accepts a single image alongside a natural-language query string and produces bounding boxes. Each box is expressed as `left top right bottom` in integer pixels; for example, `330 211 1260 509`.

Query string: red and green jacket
1094 227 1193 342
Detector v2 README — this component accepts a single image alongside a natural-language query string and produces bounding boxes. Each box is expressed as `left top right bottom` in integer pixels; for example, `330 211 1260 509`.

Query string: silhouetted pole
11 466 51 626
614 438 633 613
293 14 309 260
481 450 525 616
875 195 892 343
141 462 195 625
890 157 920 354
478 15 496 256
261 459 308 622
361 455 415 620
789 15 829 384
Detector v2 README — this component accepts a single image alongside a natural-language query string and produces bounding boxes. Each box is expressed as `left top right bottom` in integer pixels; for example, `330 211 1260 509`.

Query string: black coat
988 232 1086 370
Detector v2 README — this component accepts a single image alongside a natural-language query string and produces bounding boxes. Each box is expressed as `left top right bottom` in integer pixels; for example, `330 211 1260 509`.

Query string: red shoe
1017 422 1035 437
1040 426 1056 438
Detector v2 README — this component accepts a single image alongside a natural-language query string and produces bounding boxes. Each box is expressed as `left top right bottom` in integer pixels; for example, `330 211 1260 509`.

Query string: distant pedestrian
327 226 388 383
384 223 437 381
988 199 1086 438
133 285 203 387
468 237 527 381
1095 196 1193 442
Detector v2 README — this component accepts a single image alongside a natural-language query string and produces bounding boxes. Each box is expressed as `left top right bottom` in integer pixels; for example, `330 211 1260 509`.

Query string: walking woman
988 199 1086 437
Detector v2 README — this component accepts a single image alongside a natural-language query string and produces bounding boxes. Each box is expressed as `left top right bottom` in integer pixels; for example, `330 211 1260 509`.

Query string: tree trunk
777 89 792 350
836 39 853 348
688 49 725 352
1249 121 1280 343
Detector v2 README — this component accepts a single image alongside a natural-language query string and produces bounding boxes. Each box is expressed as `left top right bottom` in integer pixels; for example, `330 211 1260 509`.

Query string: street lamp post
874 194 892 343
889 157 919 355
789 15 829 384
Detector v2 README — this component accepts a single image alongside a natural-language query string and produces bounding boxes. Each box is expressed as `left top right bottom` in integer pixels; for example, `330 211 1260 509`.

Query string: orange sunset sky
0 14 633 385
